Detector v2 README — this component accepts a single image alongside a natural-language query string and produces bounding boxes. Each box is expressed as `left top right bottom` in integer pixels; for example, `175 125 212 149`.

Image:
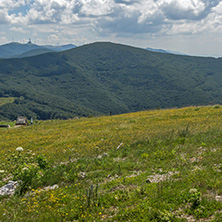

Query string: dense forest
0 42 222 120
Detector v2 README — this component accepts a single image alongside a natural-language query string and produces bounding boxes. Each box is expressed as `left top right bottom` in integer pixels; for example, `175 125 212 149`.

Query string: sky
0 0 222 57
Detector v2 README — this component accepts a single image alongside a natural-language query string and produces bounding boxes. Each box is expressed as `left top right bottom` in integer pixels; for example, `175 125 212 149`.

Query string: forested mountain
0 42 222 120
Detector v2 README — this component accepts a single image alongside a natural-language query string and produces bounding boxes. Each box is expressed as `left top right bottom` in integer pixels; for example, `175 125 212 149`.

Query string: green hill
1 42 222 120
0 106 222 221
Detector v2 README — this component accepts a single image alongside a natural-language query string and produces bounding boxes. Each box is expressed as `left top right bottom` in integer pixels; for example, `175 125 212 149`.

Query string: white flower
0 170 4 173
16 147 24 152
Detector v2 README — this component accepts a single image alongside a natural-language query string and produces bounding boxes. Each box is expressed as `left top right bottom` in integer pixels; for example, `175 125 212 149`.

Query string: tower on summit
28 38 32 44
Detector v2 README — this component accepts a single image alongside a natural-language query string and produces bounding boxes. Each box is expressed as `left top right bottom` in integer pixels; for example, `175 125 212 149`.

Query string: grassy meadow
0 106 222 221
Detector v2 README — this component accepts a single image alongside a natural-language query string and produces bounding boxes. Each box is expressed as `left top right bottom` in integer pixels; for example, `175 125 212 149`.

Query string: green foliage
14 163 40 195
36 155 49 170
187 188 201 209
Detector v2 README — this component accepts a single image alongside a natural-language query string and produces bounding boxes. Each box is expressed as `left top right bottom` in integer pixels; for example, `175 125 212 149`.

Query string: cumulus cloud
10 27 28 33
0 0 221 40
157 0 219 21
0 9 10 24
0 0 27 9
79 0 115 16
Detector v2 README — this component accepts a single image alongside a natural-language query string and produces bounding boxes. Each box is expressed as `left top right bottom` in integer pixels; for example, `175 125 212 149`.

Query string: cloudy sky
0 0 222 57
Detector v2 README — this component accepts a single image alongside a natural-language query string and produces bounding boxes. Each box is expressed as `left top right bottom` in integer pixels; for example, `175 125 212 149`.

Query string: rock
97 153 108 159
0 181 19 196
25 184 59 197
44 184 59 191
215 195 222 202
16 147 23 152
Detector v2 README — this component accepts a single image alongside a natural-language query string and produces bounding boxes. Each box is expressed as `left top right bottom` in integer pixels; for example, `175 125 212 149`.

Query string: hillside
0 106 222 221
1 42 222 120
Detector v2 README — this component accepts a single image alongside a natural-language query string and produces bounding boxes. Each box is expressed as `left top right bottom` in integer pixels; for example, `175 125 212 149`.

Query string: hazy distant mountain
0 42 76 58
44 44 77 52
146 47 186 56
0 42 222 121
17 48 54 58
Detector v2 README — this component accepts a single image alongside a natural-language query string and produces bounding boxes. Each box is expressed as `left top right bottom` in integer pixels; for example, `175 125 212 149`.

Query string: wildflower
16 147 24 152
0 170 4 173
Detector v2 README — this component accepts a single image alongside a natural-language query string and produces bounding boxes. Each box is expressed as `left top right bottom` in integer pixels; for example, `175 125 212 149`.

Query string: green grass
0 106 222 221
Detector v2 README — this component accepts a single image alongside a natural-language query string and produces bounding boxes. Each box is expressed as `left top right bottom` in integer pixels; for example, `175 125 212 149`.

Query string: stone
44 184 59 191
215 195 222 202
16 147 24 152
0 181 19 196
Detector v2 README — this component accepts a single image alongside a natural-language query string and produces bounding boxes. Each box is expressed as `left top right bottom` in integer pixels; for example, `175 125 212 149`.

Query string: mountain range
146 47 186 56
0 42 222 120
0 42 76 59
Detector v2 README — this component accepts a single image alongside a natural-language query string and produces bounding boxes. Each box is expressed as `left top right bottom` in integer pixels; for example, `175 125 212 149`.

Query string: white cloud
0 0 27 9
0 9 10 24
79 0 115 16
0 0 221 55
10 27 28 33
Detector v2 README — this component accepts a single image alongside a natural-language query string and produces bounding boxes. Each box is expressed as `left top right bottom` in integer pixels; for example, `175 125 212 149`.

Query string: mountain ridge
0 42 76 58
146 46 187 56
1 42 222 120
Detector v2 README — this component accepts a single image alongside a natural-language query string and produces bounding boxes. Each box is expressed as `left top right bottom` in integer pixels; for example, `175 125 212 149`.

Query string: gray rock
0 181 19 196
44 184 59 191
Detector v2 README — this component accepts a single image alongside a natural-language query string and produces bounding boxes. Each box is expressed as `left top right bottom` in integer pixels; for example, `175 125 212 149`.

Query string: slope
1 42 222 120
0 106 222 221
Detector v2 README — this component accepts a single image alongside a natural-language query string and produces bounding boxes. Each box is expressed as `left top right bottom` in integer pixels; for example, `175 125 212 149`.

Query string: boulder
0 181 19 196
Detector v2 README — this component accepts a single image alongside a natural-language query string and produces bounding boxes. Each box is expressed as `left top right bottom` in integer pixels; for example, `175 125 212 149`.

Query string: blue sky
0 0 222 57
